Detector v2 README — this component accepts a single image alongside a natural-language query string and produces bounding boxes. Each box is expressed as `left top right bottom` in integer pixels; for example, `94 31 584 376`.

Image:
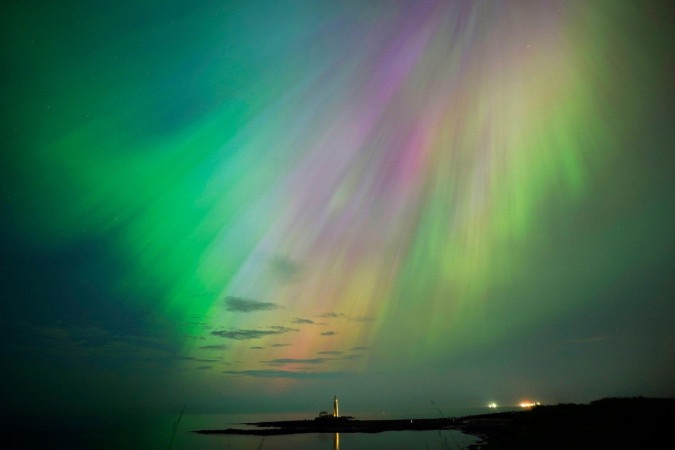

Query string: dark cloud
270 325 297 331
318 312 343 319
250 346 264 350
291 318 315 324
211 327 298 340
263 358 328 365
25 324 175 367
199 344 228 350
270 343 290 347
225 296 279 313
315 313 373 322
321 331 337 336
177 356 220 362
317 350 342 355
223 370 346 379
270 256 302 283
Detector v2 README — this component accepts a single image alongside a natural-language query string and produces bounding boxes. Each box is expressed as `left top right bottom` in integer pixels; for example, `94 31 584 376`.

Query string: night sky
2 0 674 417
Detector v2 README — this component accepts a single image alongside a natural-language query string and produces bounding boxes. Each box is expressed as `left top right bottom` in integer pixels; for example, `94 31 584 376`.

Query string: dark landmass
196 416 458 435
195 397 675 448
462 397 675 449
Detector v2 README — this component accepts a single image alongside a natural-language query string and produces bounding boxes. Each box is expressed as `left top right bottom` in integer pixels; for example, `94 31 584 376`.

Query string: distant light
519 401 540 408
488 402 498 409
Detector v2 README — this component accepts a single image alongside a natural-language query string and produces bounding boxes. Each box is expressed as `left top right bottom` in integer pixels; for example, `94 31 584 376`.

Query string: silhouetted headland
194 397 674 447
462 397 674 449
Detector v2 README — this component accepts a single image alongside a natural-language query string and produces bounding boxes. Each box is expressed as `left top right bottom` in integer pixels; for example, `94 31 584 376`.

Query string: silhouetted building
316 395 345 420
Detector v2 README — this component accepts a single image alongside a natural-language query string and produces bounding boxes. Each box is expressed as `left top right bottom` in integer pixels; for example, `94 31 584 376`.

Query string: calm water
2 407 511 449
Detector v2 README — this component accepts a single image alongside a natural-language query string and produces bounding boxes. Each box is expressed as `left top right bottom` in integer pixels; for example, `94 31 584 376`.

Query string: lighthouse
316 396 352 421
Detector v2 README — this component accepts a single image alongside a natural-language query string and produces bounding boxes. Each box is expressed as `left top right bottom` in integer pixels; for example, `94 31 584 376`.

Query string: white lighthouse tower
333 395 339 417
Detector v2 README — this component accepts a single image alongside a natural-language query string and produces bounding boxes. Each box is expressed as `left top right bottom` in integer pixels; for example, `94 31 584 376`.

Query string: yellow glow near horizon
519 401 540 408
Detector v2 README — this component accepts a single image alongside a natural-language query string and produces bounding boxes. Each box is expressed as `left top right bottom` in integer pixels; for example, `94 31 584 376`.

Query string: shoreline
194 397 674 448
195 417 463 435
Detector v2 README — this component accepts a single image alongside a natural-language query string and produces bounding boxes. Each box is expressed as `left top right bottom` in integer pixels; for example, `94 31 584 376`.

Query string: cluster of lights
487 401 541 409
519 401 541 408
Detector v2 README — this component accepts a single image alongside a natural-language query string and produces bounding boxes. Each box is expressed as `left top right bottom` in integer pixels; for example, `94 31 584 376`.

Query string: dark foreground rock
464 397 675 449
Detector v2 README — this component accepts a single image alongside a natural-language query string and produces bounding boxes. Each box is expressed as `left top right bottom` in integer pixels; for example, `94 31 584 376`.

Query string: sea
2 406 516 449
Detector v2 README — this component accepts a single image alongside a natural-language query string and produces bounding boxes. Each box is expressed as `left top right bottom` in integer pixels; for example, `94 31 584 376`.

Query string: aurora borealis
2 0 674 416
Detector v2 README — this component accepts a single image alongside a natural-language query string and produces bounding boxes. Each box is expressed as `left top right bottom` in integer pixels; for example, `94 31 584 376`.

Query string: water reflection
317 429 478 450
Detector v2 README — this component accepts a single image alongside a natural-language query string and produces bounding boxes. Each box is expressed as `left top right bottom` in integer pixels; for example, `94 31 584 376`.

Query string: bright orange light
519 401 540 408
